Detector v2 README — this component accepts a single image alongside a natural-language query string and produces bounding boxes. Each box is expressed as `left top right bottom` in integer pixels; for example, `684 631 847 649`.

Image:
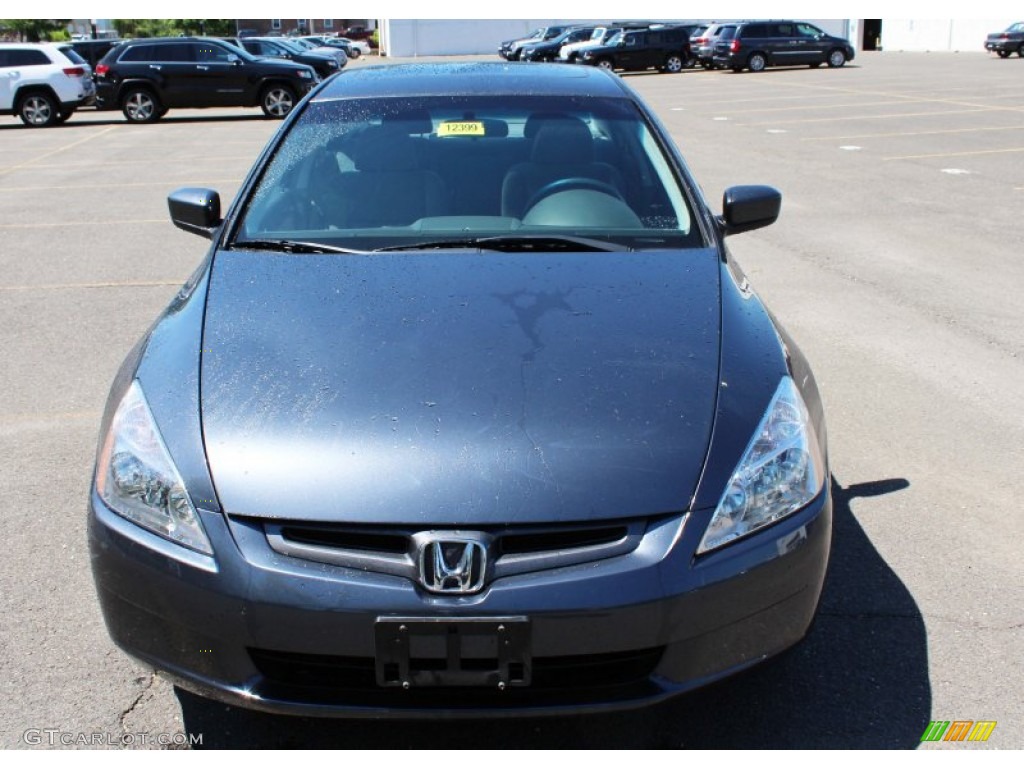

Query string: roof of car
0 41 67 48
114 36 234 45
314 62 628 101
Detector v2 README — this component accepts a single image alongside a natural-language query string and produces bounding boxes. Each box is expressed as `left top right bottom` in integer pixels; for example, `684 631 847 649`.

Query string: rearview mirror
168 187 222 239
720 185 781 236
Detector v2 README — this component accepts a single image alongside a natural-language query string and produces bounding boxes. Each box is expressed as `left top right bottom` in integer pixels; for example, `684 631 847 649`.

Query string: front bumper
89 489 831 717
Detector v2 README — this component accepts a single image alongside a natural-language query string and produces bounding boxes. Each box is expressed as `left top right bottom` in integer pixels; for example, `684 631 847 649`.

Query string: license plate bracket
375 617 531 689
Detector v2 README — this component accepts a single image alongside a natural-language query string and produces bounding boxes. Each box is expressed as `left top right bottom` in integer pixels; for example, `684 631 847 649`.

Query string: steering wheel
523 177 624 215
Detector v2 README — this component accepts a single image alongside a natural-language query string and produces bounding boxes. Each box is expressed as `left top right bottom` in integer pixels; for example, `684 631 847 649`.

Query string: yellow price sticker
438 121 485 137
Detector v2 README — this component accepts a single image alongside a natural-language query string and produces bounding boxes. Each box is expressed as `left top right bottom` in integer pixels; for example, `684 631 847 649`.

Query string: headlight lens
96 381 212 555
295 69 312 79
697 376 824 554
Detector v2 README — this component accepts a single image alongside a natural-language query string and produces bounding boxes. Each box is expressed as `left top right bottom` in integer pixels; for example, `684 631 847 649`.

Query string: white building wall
882 19 1012 52
381 19 585 57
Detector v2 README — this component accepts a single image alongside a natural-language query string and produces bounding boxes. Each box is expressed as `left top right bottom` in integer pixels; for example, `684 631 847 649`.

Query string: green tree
112 19 235 38
180 19 235 36
0 19 71 42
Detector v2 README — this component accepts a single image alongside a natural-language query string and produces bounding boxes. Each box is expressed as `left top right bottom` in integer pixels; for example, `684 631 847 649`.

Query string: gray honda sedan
89 62 831 716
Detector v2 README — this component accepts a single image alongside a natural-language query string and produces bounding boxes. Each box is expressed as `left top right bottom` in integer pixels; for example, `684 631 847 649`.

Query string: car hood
200 249 722 525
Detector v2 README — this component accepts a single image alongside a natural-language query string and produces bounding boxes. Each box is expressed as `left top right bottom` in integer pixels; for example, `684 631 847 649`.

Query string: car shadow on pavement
177 475 928 748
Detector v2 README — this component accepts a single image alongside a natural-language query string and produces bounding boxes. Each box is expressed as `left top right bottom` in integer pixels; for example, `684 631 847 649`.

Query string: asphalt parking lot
1 51 1021 749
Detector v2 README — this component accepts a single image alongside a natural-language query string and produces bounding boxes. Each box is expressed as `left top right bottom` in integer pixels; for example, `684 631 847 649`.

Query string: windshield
234 94 703 252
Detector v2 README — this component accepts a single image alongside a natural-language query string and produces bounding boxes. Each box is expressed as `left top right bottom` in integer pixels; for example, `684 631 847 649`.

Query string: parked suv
0 42 95 126
578 25 698 73
95 37 317 123
224 37 343 79
712 21 855 73
690 23 729 69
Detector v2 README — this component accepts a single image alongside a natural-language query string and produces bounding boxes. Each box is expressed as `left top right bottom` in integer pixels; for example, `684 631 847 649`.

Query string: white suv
0 43 95 127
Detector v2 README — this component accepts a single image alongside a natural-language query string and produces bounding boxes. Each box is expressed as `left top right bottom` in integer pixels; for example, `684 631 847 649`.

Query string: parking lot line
0 219 164 229
802 125 1024 142
741 107 991 126
0 280 181 291
740 80 1024 114
708 98 971 116
0 179 240 192
10 157 256 169
884 147 1024 161
0 126 116 177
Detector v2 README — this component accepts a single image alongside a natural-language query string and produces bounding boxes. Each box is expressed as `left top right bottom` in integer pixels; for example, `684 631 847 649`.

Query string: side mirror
226 53 239 63
168 187 222 239
720 185 781 236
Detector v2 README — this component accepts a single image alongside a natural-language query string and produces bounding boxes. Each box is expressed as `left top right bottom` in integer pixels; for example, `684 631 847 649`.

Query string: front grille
497 525 629 556
256 518 650 585
279 526 408 555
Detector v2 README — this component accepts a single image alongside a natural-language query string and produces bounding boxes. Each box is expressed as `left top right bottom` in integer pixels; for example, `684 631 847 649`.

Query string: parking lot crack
117 673 155 739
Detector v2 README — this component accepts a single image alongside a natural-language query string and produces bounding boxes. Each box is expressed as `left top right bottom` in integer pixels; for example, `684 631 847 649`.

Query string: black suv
578 25 698 73
712 21 855 73
95 37 318 123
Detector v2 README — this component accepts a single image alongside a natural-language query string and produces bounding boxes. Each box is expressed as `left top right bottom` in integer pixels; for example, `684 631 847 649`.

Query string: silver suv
0 43 95 126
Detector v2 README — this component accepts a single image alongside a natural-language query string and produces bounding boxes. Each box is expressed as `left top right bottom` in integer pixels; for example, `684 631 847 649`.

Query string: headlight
96 381 212 555
697 376 825 554
295 69 312 79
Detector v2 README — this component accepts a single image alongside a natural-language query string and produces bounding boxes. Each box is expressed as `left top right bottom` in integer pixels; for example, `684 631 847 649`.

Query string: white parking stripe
885 147 1024 161
802 125 1024 142
0 219 163 229
0 280 181 291
0 180 239 192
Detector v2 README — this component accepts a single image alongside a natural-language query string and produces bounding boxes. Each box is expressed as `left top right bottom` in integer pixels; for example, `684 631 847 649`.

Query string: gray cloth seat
501 117 625 219
307 128 448 229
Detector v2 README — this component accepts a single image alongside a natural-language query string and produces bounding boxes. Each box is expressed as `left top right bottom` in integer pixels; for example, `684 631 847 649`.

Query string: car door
769 22 807 65
192 42 249 106
794 23 829 64
139 42 197 107
616 31 647 70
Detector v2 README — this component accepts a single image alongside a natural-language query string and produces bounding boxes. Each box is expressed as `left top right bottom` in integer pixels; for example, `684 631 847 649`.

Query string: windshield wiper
230 239 365 255
373 235 630 253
